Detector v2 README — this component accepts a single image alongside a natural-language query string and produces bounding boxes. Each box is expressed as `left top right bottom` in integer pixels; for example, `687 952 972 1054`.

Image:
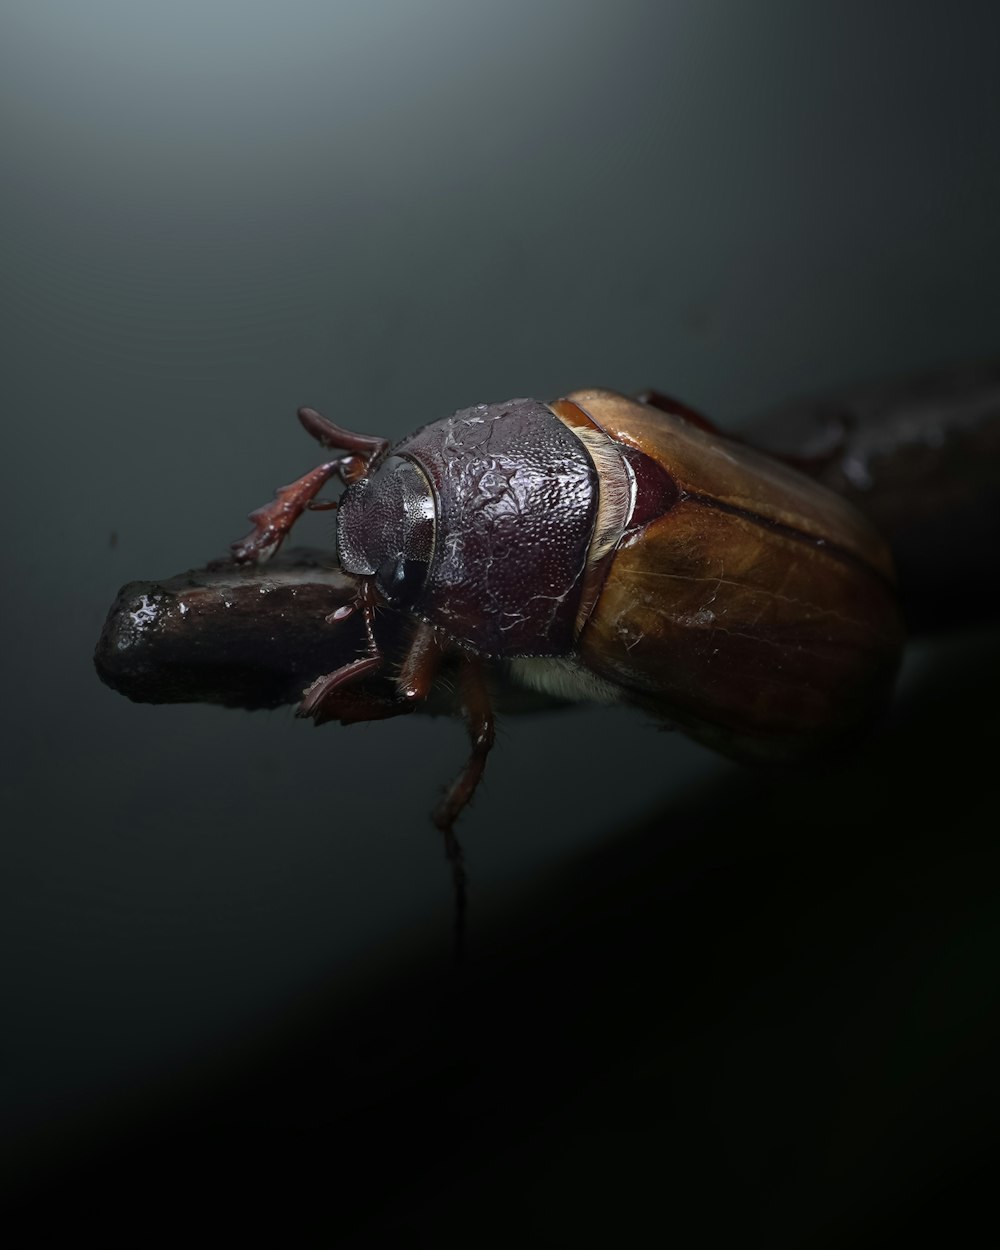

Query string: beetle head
336 455 436 607
296 406 438 609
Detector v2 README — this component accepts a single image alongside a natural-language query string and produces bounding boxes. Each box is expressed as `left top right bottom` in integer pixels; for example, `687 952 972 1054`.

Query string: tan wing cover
563 390 903 761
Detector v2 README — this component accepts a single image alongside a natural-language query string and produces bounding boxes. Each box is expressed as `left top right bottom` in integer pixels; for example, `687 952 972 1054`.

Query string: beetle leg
296 577 391 723
297 654 384 723
396 621 445 702
396 621 473 950
434 656 496 833
430 656 496 956
300 682 414 727
395 621 461 928
353 577 383 657
636 387 852 473
634 388 722 435
231 461 342 564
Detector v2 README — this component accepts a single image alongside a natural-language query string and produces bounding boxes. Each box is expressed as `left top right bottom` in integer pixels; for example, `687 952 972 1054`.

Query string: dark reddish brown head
336 398 599 656
335 455 435 607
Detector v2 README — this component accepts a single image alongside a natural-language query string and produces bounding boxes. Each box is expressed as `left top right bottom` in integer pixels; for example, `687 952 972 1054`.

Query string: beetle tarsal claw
230 460 345 565
297 655 384 721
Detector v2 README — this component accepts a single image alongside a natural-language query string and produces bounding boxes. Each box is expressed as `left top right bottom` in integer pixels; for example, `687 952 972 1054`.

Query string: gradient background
3 1 1000 1242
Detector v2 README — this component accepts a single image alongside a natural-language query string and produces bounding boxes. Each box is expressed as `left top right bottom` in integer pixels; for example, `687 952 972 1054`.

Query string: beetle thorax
344 399 601 658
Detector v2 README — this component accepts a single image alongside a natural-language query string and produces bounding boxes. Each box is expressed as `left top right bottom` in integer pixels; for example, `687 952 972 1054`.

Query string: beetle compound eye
376 556 429 607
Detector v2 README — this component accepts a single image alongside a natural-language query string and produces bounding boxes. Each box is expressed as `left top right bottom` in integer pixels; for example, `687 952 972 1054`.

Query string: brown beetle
232 389 903 835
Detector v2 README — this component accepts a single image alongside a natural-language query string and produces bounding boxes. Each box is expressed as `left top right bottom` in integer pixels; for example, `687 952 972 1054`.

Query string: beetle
231 388 903 842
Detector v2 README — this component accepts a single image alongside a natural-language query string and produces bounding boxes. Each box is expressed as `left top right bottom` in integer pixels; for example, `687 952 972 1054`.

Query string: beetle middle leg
391 626 495 951
634 388 721 434
435 656 496 833
433 656 496 954
396 620 446 702
394 628 496 832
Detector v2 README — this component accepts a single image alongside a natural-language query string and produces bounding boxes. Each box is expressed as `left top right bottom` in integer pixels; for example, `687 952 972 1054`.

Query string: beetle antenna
297 406 390 461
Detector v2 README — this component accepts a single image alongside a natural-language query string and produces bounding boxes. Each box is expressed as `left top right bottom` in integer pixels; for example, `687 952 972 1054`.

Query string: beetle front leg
297 655 385 723
298 681 416 727
230 461 342 564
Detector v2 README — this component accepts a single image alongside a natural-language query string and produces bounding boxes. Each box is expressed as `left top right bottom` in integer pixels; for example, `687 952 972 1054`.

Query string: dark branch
742 359 1000 632
95 362 1000 710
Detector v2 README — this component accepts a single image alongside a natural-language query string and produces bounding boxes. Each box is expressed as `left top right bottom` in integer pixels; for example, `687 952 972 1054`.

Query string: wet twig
96 361 1000 711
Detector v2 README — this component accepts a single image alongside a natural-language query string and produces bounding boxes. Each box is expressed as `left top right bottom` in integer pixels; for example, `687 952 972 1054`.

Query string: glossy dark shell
394 398 598 656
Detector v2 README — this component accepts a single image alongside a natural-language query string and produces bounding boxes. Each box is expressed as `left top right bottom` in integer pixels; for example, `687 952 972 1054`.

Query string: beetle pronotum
232 389 903 859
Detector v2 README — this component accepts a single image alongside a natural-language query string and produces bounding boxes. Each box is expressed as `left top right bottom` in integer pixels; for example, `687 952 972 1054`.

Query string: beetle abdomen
557 390 903 760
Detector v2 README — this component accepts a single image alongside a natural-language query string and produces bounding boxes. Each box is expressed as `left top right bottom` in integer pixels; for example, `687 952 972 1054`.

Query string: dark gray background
2 1 999 1239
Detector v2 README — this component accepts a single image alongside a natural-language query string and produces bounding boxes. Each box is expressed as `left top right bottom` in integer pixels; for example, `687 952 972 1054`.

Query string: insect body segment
232 390 903 837
561 390 901 763
380 398 599 656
